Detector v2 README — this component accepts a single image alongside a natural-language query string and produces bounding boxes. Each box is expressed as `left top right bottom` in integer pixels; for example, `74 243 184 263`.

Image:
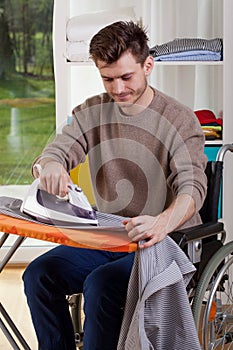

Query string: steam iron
20 179 98 226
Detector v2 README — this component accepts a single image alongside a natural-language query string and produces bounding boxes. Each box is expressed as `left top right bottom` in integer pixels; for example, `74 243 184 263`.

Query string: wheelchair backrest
199 161 223 224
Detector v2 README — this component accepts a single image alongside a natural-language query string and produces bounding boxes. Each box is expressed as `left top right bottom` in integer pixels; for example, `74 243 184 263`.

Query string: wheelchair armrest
169 221 224 250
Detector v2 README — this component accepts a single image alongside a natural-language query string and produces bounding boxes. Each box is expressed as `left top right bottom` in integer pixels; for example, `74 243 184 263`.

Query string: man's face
96 51 153 108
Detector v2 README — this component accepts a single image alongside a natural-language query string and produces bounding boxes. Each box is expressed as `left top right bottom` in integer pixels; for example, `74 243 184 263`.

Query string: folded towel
66 7 136 42
66 41 90 62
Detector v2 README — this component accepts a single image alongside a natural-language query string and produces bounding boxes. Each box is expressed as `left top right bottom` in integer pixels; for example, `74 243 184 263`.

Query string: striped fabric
117 236 201 350
150 37 223 59
97 211 127 227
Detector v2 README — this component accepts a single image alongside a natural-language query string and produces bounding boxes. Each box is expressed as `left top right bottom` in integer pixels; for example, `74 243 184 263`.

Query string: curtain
148 0 223 114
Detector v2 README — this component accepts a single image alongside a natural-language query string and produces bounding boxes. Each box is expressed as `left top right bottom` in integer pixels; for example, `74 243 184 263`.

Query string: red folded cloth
194 109 223 126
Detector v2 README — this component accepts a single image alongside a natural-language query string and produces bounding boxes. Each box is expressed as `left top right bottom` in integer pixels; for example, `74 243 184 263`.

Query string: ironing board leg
0 316 21 350
0 235 26 273
0 234 31 349
0 303 31 350
0 232 9 248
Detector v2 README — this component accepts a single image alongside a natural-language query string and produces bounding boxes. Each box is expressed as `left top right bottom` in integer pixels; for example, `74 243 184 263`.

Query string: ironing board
0 212 137 349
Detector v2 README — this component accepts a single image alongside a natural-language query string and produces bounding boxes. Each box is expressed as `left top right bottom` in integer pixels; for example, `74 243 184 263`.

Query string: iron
20 179 98 226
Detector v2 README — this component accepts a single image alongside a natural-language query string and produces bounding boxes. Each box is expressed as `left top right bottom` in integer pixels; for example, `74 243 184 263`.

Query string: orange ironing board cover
0 214 137 252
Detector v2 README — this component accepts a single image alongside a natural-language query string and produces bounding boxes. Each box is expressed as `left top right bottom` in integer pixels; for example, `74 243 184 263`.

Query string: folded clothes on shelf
150 38 223 61
153 50 221 61
194 109 222 140
65 7 136 62
66 7 136 42
66 41 90 62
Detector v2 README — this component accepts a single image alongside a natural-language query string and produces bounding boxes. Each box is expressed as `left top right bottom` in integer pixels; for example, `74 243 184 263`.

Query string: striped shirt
117 236 201 350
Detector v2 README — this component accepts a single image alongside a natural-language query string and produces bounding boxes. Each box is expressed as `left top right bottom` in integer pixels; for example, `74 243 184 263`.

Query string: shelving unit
53 0 227 145
149 0 233 238
53 0 145 130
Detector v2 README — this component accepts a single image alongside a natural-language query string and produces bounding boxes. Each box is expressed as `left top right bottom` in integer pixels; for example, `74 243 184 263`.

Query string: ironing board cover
0 197 137 253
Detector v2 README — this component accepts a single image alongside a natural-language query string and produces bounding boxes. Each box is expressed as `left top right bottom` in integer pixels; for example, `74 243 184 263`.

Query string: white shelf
153 61 223 66
66 60 223 67
66 60 94 66
205 140 223 145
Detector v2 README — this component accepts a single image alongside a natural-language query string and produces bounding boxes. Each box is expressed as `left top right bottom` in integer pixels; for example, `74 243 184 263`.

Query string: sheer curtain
148 0 223 114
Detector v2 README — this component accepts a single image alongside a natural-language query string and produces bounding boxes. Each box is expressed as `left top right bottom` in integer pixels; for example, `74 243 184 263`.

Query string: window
0 0 55 185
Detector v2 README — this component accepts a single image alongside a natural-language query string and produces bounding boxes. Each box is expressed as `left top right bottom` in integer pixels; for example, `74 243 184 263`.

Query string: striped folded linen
150 38 223 59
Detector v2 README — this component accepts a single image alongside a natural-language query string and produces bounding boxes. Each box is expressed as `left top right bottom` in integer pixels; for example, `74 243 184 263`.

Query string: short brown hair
89 21 149 66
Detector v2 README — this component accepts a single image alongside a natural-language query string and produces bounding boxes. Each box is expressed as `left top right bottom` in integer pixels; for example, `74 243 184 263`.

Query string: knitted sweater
36 88 207 227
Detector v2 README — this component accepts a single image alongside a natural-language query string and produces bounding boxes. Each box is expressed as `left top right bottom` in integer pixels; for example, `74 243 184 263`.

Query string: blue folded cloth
154 50 221 61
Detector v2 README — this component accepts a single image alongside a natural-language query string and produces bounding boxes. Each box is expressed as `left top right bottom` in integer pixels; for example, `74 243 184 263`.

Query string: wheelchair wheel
192 241 233 350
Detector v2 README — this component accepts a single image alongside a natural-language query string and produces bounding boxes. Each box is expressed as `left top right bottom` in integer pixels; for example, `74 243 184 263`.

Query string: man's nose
112 79 124 94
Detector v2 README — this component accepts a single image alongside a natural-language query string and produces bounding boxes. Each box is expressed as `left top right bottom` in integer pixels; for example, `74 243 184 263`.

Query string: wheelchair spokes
192 242 233 350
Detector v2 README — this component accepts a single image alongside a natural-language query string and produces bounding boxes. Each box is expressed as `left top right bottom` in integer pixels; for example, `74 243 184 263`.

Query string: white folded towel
66 7 136 42
66 41 90 62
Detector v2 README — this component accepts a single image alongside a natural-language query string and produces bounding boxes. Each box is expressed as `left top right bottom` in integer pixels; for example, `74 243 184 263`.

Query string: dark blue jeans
22 245 135 350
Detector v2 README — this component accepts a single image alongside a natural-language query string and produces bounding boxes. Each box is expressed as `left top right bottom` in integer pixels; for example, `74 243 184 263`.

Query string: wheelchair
69 143 233 350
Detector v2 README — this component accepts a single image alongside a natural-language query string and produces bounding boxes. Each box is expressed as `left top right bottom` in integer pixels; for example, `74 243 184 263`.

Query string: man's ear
143 56 154 76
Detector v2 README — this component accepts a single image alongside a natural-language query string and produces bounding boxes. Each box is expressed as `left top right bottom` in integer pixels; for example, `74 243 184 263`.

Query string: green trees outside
0 0 54 79
0 0 56 185
0 5 15 79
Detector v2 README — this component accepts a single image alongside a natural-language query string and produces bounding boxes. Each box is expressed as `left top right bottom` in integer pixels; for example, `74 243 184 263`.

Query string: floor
0 266 38 350
0 266 84 350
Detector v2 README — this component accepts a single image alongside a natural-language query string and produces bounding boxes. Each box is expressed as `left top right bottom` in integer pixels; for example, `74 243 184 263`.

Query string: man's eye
102 77 113 82
122 75 132 81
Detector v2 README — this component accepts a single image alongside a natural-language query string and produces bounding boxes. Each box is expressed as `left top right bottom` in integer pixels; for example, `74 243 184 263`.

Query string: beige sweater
36 88 207 227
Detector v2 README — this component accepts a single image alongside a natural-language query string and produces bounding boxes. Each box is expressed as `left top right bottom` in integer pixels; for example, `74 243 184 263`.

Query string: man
23 21 207 349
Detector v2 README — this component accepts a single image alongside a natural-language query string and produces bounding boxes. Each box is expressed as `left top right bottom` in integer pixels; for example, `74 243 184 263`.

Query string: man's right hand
33 161 71 197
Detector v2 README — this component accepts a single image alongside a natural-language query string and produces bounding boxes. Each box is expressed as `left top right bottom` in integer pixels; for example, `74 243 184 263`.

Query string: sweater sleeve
33 94 108 172
166 105 207 213
33 118 87 171
32 97 101 172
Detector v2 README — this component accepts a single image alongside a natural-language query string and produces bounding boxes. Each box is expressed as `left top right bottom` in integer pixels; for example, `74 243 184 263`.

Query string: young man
23 21 207 349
